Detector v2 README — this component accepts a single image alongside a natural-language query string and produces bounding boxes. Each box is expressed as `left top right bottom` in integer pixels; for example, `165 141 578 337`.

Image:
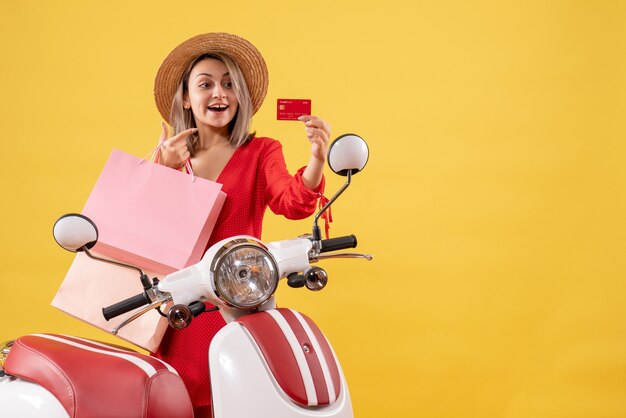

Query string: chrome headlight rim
211 238 278 310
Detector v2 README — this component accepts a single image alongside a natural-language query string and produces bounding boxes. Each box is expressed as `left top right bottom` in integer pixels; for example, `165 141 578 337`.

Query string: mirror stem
83 247 146 277
313 170 352 241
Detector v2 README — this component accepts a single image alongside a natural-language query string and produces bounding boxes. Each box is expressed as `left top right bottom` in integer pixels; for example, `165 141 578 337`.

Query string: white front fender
209 318 353 418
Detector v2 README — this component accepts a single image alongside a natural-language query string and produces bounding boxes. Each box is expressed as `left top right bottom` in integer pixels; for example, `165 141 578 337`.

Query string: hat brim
154 32 268 123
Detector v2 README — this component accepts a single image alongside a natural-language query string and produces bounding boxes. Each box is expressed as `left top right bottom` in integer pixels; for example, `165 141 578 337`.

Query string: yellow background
1 1 625 417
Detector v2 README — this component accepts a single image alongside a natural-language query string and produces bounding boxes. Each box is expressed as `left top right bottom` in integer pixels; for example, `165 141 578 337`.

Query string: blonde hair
169 53 254 154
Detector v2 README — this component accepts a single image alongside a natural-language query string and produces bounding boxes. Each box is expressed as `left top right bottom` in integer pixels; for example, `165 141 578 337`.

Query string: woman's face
185 58 239 130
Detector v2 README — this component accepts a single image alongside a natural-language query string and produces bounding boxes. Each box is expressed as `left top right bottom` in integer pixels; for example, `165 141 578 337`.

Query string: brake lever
111 295 172 335
311 252 373 262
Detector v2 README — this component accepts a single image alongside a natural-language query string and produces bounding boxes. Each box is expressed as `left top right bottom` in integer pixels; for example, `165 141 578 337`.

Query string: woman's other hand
299 115 331 190
299 115 331 163
158 122 197 169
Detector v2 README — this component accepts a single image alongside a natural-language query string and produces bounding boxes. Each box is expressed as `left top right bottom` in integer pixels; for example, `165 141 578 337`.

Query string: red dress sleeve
260 139 325 219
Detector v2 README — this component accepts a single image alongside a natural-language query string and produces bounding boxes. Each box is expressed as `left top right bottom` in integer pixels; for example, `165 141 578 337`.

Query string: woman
152 32 330 415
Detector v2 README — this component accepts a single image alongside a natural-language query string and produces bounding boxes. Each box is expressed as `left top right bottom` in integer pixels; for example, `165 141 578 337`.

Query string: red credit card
277 99 311 120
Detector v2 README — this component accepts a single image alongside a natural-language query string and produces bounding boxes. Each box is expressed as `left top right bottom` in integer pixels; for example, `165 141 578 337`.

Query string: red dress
153 136 324 413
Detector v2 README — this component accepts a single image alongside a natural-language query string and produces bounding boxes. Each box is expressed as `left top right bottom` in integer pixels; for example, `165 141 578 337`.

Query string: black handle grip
102 293 150 321
320 234 357 253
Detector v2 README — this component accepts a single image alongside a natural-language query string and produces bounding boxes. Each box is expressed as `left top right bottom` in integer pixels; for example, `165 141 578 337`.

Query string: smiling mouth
208 104 229 112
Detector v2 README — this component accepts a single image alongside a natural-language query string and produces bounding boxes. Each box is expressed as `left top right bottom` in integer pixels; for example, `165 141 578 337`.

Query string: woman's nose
212 84 226 99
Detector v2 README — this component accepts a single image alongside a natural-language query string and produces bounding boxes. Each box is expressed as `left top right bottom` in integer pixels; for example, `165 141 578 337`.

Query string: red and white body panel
210 308 353 418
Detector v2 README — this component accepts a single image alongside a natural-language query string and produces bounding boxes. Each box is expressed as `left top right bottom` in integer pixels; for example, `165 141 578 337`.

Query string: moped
0 134 371 418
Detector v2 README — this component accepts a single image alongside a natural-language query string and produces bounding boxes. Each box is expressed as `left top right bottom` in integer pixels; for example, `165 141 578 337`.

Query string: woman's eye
199 82 212 88
224 81 233 89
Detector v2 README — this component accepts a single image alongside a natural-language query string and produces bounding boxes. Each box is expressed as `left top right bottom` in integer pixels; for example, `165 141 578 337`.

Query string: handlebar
102 292 151 321
320 235 357 253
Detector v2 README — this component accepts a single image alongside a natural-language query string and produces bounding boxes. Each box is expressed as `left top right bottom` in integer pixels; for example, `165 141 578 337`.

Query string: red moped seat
4 333 193 418
237 308 342 407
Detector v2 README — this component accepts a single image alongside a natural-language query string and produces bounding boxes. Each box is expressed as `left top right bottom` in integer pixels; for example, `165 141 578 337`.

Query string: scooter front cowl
210 308 353 418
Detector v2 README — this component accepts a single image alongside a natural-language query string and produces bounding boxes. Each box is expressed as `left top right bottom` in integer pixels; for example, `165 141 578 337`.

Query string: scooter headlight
212 238 278 309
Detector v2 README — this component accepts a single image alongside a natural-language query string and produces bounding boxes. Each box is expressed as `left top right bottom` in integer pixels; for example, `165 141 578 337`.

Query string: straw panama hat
154 32 269 123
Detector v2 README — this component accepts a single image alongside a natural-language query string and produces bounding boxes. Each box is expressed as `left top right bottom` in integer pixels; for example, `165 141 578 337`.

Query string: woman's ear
183 97 191 110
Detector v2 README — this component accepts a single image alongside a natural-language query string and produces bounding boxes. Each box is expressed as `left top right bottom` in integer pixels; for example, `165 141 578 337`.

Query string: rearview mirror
327 134 369 176
53 214 98 252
